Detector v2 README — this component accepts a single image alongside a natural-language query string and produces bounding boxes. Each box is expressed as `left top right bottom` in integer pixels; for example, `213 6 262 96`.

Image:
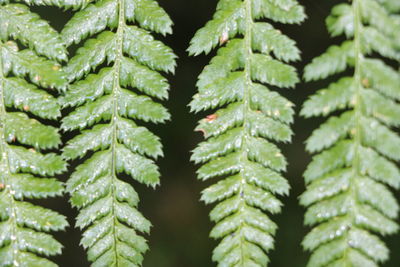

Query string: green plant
300 0 400 266
0 2 68 265
59 0 175 265
188 0 305 265
1 1 400 266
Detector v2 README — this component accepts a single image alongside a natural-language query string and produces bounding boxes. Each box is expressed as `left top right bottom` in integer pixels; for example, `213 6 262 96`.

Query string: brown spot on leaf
219 31 229 45
362 78 370 88
205 114 218 122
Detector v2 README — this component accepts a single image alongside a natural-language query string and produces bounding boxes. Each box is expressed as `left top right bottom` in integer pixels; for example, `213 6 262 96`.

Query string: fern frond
301 0 400 266
60 0 175 265
0 2 68 266
0 0 90 10
188 0 305 265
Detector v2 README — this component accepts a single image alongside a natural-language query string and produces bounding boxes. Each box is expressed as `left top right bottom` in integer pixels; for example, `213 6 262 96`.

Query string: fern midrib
109 0 126 264
0 41 20 266
342 0 364 263
237 0 253 264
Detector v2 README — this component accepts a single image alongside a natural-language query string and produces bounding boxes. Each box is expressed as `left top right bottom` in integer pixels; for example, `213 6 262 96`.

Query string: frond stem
236 0 254 264
109 0 126 264
342 0 364 262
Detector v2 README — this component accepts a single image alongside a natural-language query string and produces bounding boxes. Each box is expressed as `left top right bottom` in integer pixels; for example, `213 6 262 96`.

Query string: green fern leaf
301 0 400 266
188 0 304 265
0 2 68 266
60 0 175 265
0 0 90 9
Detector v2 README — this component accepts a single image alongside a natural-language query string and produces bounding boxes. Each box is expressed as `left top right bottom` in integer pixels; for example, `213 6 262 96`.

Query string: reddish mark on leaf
205 114 218 122
0 183 4 189
219 31 229 45
29 148 36 153
23 105 29 111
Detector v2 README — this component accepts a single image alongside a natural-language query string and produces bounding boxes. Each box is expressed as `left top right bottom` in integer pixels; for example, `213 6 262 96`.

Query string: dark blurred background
31 1 400 266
